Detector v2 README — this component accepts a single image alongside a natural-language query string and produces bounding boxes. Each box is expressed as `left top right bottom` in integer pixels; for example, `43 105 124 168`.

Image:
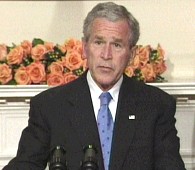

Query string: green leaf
73 67 85 76
155 75 167 82
32 38 44 47
23 56 33 66
6 79 17 85
150 50 158 62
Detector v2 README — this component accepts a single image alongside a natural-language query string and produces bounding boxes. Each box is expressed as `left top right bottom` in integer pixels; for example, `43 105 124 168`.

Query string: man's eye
114 43 121 48
94 41 103 45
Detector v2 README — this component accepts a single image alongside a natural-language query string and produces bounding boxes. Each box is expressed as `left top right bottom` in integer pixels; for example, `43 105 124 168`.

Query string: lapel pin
129 115 135 120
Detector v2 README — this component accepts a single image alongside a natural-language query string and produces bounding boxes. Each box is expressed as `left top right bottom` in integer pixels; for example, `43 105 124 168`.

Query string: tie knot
99 92 112 106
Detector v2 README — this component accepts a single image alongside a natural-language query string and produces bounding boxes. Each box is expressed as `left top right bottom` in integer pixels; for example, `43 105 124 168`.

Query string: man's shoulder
32 75 87 103
124 76 174 101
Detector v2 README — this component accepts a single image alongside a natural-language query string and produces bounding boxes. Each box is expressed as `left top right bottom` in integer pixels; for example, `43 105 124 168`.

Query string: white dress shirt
86 71 123 122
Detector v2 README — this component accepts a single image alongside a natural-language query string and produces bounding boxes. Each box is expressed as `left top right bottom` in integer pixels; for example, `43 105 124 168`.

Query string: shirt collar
87 70 123 101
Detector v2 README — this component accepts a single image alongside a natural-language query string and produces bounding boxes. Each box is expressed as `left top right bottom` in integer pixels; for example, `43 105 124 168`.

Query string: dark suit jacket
3 72 186 170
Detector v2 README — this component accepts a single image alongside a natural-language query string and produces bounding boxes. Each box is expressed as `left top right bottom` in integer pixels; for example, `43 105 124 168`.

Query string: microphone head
81 145 98 170
83 145 97 162
49 146 67 170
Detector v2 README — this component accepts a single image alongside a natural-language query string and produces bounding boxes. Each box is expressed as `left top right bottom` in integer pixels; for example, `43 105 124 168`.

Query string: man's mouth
98 66 113 72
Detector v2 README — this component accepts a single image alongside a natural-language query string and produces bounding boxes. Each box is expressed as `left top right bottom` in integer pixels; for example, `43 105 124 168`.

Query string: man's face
83 18 132 91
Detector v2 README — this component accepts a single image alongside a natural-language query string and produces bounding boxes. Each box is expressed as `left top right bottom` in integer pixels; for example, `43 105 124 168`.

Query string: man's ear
82 38 87 59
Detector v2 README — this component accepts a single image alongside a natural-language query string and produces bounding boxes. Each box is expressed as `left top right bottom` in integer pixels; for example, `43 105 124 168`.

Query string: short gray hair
83 2 140 47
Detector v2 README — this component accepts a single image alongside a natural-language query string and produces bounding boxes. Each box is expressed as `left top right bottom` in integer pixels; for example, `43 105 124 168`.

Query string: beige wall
0 0 194 82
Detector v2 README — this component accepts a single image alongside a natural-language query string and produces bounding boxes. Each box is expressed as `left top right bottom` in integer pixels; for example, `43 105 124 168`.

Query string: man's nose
101 44 112 59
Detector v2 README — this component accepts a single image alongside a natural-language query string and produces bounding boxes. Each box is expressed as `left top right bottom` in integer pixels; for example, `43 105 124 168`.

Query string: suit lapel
110 76 142 170
61 73 105 169
66 74 100 147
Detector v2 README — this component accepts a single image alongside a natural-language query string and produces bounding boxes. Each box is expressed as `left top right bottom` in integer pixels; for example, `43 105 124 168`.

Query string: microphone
49 146 67 170
80 145 98 170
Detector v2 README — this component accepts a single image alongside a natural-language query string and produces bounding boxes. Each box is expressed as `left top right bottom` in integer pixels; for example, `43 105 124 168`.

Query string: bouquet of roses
0 38 87 86
125 44 166 82
0 38 166 86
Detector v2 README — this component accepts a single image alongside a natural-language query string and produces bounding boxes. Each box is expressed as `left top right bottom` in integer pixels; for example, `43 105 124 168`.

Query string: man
3 2 186 170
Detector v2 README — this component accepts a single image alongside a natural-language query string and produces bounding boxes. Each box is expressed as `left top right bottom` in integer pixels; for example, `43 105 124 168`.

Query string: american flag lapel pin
129 115 135 120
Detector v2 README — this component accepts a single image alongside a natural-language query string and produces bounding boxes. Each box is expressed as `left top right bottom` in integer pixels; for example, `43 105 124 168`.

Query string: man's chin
97 78 116 91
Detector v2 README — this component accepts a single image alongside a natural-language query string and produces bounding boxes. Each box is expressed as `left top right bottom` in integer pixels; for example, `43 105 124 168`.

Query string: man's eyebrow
94 35 123 42
94 35 104 40
112 37 123 43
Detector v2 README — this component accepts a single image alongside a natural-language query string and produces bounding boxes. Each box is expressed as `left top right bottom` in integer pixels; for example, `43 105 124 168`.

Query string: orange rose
0 63 13 84
31 44 47 61
26 62 46 84
138 45 150 67
58 44 67 54
125 66 135 77
14 67 31 85
21 40 32 57
130 55 140 69
59 39 82 53
7 46 24 65
65 39 79 50
44 42 54 53
72 40 83 55
63 50 83 71
0 44 7 61
141 64 156 82
153 61 166 75
64 72 78 84
157 44 165 61
48 61 64 74
47 73 65 86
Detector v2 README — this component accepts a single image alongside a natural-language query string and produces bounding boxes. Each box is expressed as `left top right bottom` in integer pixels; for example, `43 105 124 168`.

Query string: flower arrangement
0 38 87 86
0 38 166 86
125 44 166 82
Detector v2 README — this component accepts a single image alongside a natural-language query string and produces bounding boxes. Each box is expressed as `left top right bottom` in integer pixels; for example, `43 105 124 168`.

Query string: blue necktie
97 92 113 170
